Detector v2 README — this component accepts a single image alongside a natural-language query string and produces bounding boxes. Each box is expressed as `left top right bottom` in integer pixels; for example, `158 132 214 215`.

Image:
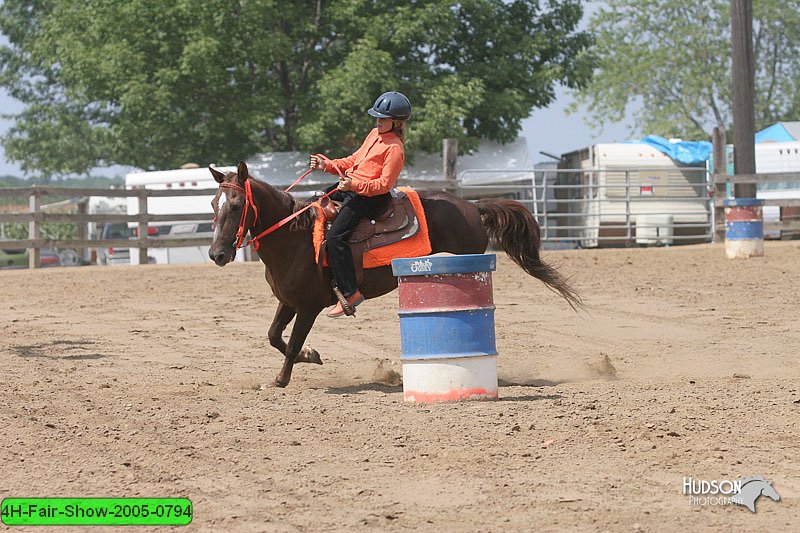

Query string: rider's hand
309 155 326 171
337 177 353 192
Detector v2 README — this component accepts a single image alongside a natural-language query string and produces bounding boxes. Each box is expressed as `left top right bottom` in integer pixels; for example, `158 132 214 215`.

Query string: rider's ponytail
391 120 407 142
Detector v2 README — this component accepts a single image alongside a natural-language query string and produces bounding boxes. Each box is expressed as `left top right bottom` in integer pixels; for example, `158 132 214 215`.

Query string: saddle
317 189 420 283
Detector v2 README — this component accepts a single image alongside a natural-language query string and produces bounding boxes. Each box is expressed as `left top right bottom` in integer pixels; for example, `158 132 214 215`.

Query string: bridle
217 179 256 250
215 154 344 252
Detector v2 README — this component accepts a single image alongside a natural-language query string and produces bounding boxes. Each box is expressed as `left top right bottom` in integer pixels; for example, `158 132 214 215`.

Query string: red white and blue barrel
391 254 498 403
724 198 764 259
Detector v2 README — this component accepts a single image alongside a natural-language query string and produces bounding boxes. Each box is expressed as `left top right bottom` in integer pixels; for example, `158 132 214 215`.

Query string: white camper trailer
124 166 242 265
557 143 711 247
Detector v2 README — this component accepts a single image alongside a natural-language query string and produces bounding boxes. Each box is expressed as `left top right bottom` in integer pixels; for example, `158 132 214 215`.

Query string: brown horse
209 161 581 388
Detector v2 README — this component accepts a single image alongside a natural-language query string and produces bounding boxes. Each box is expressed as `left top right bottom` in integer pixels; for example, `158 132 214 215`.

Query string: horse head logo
732 476 781 513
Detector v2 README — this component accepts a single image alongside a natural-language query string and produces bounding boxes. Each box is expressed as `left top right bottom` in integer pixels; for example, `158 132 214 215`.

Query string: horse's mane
246 176 316 232
289 199 317 231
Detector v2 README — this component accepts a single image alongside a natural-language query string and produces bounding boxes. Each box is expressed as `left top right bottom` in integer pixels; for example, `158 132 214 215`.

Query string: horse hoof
259 380 287 390
298 347 323 365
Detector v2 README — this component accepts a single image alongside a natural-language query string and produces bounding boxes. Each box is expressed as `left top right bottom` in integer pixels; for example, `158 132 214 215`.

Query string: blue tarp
639 135 712 164
755 123 796 143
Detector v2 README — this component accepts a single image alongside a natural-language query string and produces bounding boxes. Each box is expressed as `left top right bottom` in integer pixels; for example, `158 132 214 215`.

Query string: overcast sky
0 78 23 176
0 2 635 178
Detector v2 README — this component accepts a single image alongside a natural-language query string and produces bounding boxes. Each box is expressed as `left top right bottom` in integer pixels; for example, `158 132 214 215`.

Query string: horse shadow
499 393 562 402
496 377 564 401
13 341 110 360
322 380 562 402
322 382 403 395
498 377 562 387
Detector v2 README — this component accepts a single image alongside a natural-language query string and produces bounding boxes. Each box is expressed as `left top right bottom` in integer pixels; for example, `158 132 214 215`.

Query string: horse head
208 160 253 266
735 476 781 512
759 480 781 502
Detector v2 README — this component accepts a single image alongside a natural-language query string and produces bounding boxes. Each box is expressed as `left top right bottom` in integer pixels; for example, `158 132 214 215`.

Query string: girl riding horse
309 91 412 318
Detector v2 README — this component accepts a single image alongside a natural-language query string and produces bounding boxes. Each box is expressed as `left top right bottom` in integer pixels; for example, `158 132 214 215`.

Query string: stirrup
331 285 357 317
329 286 364 318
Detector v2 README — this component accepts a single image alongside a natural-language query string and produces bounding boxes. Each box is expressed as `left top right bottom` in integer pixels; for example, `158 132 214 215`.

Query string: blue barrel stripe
399 308 497 360
391 254 496 277
723 198 764 207
726 221 764 240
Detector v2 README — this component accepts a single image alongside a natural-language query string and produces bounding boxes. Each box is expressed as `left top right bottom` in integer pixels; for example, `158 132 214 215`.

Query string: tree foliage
0 0 593 177
572 0 800 140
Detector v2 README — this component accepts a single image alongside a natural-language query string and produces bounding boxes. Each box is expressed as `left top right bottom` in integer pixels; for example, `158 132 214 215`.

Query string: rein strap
219 180 257 249
219 154 342 252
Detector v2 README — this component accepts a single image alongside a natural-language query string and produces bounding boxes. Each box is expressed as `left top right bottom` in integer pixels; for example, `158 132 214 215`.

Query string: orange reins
219 154 344 252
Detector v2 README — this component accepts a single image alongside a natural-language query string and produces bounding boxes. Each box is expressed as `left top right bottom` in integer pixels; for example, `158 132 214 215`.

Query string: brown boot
327 290 365 318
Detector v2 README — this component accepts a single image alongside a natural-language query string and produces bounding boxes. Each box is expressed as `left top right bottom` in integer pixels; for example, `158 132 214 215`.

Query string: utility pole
443 138 458 190
730 0 756 198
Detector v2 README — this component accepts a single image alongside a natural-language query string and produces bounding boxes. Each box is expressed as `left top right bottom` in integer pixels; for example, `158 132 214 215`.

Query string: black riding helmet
367 91 412 120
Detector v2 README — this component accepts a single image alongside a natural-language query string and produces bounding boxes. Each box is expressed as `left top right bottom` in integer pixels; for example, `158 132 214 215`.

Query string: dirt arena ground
2 241 799 532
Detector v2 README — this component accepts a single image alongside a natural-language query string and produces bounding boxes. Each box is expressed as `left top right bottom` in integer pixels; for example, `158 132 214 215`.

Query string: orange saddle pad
312 187 432 269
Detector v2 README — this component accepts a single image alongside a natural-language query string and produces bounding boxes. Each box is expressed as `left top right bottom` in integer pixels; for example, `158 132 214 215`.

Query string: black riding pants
325 186 390 297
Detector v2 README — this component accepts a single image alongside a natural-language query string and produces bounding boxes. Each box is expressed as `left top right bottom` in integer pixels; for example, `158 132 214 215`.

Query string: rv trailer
556 143 711 247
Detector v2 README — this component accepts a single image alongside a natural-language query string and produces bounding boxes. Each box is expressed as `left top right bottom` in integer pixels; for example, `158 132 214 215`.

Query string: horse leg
268 303 322 365
262 310 320 389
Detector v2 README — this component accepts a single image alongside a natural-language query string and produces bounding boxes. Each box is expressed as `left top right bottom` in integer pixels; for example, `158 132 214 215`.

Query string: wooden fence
0 178 455 269
0 186 230 268
711 172 800 239
3 171 799 268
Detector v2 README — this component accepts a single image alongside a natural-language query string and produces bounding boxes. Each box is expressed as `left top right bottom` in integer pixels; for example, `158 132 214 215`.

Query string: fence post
541 172 549 240
77 199 88 263
625 170 632 244
443 138 458 192
137 191 148 265
28 188 41 269
712 126 727 242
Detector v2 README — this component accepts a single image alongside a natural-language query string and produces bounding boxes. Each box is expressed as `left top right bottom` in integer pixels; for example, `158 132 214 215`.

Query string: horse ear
237 160 249 186
209 166 225 184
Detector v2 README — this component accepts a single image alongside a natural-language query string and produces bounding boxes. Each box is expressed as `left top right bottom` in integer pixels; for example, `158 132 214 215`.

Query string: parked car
96 223 132 266
143 222 216 264
0 246 62 269
96 222 160 265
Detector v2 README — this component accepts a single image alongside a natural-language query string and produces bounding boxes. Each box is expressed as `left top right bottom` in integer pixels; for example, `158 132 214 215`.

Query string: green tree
0 0 593 177
572 0 800 140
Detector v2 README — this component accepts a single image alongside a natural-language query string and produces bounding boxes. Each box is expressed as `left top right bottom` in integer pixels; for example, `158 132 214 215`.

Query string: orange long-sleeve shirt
324 128 405 196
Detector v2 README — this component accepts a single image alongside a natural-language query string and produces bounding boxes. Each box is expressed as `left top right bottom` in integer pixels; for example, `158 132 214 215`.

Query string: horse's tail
476 198 584 311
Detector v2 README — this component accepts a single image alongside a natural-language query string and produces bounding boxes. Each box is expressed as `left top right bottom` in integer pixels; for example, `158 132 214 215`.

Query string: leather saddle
317 189 420 282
